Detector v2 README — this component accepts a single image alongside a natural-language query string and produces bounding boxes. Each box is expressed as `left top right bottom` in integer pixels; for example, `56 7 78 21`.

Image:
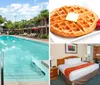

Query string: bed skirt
59 69 99 85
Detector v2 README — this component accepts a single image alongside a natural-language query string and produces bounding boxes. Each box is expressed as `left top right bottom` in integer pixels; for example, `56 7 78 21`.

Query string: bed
57 56 99 85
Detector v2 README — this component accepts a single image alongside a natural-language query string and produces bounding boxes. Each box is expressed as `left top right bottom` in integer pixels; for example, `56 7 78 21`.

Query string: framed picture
65 44 77 54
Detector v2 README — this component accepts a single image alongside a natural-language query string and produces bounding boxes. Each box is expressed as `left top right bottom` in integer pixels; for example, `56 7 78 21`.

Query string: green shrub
9 32 15 35
40 35 48 39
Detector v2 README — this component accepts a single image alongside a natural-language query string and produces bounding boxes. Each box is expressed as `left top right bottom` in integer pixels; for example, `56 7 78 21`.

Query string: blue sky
0 0 48 21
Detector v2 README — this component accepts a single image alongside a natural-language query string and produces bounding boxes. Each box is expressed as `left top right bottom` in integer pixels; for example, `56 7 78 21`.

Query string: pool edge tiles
12 35 48 45
0 35 48 45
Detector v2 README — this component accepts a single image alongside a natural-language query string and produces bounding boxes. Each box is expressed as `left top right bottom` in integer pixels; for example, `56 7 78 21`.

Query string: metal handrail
0 52 4 85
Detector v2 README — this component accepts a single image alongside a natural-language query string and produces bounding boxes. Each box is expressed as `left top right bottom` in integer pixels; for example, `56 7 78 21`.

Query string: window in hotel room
87 45 93 61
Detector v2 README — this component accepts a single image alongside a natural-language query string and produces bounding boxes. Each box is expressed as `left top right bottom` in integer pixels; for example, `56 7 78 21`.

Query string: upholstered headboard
57 56 79 66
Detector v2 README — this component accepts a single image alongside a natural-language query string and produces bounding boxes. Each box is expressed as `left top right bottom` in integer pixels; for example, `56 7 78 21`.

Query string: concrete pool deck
3 81 48 85
13 35 49 44
41 60 49 68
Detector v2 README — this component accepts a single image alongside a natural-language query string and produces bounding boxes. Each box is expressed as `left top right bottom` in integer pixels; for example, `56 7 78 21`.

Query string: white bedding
58 62 99 81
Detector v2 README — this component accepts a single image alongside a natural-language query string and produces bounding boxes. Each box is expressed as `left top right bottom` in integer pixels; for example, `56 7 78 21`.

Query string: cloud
0 1 48 21
0 4 22 13
18 4 41 15
0 8 8 13
25 15 33 20
9 4 22 12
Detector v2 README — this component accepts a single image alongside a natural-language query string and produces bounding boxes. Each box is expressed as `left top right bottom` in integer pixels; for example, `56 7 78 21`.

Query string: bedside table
50 67 58 80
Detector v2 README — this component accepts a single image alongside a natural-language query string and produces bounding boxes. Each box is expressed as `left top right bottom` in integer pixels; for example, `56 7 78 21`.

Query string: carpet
51 74 100 85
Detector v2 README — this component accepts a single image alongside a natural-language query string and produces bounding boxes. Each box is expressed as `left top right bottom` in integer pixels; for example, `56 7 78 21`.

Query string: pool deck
41 60 49 68
4 81 48 85
13 35 49 44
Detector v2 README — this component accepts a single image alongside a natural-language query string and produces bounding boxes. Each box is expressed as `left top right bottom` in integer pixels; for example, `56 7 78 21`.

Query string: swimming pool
0 36 49 81
4 60 49 81
0 36 48 60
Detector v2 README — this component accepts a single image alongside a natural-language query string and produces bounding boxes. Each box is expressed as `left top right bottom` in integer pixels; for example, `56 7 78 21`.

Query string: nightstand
50 67 58 80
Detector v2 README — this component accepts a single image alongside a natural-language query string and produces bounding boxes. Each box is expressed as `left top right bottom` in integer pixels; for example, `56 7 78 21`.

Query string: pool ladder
0 52 4 85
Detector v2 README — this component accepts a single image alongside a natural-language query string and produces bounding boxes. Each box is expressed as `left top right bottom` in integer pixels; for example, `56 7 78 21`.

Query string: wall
50 44 87 66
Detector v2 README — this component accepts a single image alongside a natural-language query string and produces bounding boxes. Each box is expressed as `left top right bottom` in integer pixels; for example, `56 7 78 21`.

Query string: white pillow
65 59 72 65
65 58 81 65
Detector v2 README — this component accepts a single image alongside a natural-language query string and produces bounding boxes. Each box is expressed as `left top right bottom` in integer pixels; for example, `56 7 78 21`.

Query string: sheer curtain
87 45 93 62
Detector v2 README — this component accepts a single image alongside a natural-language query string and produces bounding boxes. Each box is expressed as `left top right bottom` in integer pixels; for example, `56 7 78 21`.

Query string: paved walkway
3 82 48 85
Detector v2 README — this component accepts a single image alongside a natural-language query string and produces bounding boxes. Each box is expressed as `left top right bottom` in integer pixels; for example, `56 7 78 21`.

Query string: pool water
5 61 45 80
0 36 48 60
0 36 49 81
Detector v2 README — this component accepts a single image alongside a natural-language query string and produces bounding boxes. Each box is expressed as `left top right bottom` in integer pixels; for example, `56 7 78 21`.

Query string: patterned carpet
51 74 100 85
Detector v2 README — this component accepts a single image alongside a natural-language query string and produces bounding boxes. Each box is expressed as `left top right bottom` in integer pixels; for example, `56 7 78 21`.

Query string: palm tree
0 15 5 24
5 21 13 29
40 9 49 35
40 9 49 18
0 9 49 35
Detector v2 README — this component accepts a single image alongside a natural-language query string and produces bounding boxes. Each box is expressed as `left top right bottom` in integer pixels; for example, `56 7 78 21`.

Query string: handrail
32 61 45 76
0 51 4 85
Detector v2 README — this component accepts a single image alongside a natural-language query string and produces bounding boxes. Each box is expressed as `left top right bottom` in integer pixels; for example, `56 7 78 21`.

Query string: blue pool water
0 36 48 60
0 36 49 81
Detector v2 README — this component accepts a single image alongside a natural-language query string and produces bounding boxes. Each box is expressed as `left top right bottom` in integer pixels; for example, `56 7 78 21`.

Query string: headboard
57 56 79 66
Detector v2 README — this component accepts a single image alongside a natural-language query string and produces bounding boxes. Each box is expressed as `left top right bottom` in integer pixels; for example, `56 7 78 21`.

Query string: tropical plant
40 9 49 19
1 9 49 32
5 21 14 29
0 15 5 24
40 35 48 39
39 9 49 35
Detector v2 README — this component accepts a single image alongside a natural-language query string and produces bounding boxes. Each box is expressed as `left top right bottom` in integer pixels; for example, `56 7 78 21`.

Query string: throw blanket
64 63 94 78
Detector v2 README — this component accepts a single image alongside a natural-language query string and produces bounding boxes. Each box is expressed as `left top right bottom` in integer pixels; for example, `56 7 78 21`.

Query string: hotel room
50 44 100 85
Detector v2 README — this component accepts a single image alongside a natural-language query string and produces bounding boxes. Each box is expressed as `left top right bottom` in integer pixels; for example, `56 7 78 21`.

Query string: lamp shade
51 56 54 60
96 54 100 56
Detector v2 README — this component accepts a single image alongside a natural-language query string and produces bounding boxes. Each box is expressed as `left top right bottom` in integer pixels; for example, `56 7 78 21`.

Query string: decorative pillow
65 58 81 65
